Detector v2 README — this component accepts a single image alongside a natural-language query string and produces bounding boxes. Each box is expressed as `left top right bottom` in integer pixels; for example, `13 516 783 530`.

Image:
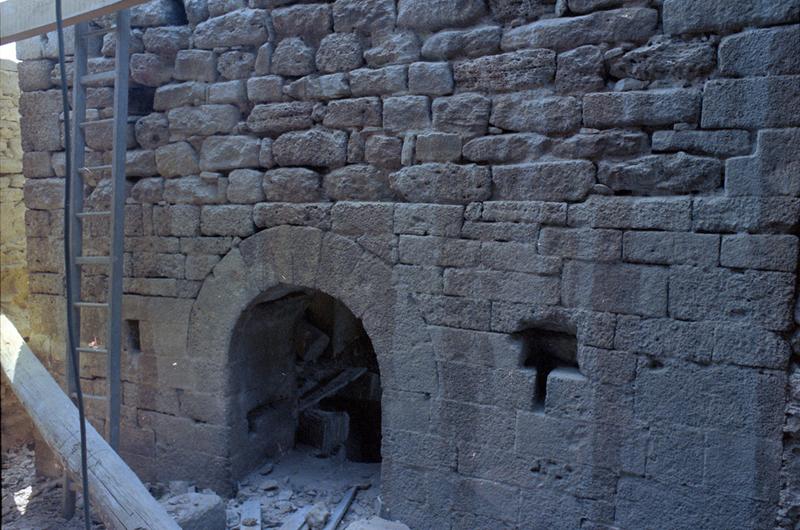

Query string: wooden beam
0 0 148 45
0 314 180 530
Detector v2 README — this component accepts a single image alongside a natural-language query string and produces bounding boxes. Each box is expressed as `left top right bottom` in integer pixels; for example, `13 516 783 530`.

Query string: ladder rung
83 25 116 38
80 71 115 85
76 346 108 354
79 165 112 174
76 210 111 218
75 256 112 265
74 302 109 309
80 116 140 127
70 392 107 400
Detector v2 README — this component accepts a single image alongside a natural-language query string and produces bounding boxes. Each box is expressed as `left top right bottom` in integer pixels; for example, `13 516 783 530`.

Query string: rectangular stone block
538 227 621 262
719 25 800 76
720 234 798 272
568 196 692 231
490 93 581 134
433 398 515 450
651 129 751 158
394 204 463 237
478 201 567 225
712 324 792 369
398 235 480 267
444 269 560 304
702 76 800 129
704 431 782 503
429 326 523 369
725 128 800 197
453 49 555 92
481 241 561 275
614 316 714 364
692 197 800 234
492 161 595 201
562 261 668 317
414 294 491 330
383 429 456 470
200 205 254 237
350 65 408 96
583 89 701 128
663 0 799 34
622 231 719 266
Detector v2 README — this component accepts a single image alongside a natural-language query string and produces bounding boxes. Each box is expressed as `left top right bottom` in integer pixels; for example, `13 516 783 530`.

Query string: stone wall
16 0 800 528
0 58 34 448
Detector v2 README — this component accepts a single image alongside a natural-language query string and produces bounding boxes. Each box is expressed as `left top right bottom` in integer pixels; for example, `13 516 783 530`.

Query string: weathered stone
652 130 751 158
432 93 491 138
350 66 408 96
556 45 604 94
183 0 210 26
719 25 800 77
208 80 247 105
271 38 316 77
568 0 621 14
364 32 421 67
332 0 396 34
316 33 364 73
490 93 581 134
383 96 431 133
488 0 555 23
502 8 658 52
152 204 200 236
272 4 332 46
323 98 382 128
463 133 549 164
390 163 491 204
607 36 715 81
22 152 52 178
163 174 227 204
131 178 164 204
168 105 240 136
552 130 648 159
284 73 350 100
272 128 348 168
583 89 701 128
247 102 314 135
254 43 273 76
154 82 207 111
227 169 265 204
130 53 174 87
174 50 217 82
258 138 274 169
693 197 800 234
155 142 200 178
454 49 555 92
365 135 403 169
217 51 255 80
17 60 53 91
539 227 621 262
19 90 62 152
725 128 800 197
493 161 595 201
199 135 260 171
563 261 668 317
83 119 137 151
24 179 64 210
207 0 245 18
662 0 799 35
246 76 283 103
125 150 158 177
131 0 187 27
201 205 254 237
701 76 800 129
397 0 488 32
192 9 269 49
324 165 394 201
598 153 721 195
721 234 799 273
569 196 692 231
262 168 322 202
143 26 191 57
422 27 501 61
414 132 462 163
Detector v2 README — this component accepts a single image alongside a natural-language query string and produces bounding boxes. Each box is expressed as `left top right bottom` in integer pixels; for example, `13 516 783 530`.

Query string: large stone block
662 0 799 34
607 37 715 81
444 269 559 304
491 93 581 134
720 234 799 273
692 197 800 234
722 25 800 77
316 33 363 73
463 133 549 164
200 205 254 237
272 3 332 46
17 60 53 91
19 90 62 152
539 227 621 262
555 45 604 94
24 179 64 210
324 165 393 201
397 0 488 32
226 169 265 204
408 62 454 96
216 50 255 80
323 98 382 128
155 142 200 178
143 26 191 57
199 135 260 171
163 174 227 204
701 76 800 129
652 130 750 158
432 93 491 138
246 76 283 103
152 205 200 237
262 168 322 202
271 38 316 77
597 153 721 195
493 161 595 202
552 129 647 160
130 53 174 87
421 26 501 61
622 231 719 267
246 102 314 135
414 132 461 163
153 82 207 111
167 105 240 137
502 8 658 52
453 49 555 92
390 163 491 204
583 89 700 128
350 65 408 96
135 113 170 149
272 128 348 168
332 0 396 34
725 128 800 196
383 96 431 132
284 73 350 100
192 9 269 48
364 32 421 67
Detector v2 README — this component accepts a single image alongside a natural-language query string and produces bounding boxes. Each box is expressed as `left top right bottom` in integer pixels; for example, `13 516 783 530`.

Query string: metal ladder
62 9 130 519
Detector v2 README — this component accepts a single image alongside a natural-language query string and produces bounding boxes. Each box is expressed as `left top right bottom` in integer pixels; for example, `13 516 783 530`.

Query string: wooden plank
0 0 148 45
297 367 367 412
322 487 357 530
240 500 262 530
0 314 180 530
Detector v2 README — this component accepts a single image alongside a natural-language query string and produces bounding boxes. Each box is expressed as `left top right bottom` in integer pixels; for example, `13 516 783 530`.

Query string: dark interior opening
517 326 578 407
124 319 141 355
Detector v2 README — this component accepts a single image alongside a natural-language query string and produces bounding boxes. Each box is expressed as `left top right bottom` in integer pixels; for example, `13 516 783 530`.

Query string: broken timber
0 314 180 530
0 0 148 45
298 367 367 412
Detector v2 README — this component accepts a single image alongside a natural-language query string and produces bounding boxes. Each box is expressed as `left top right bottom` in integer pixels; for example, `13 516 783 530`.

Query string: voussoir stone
272 128 348 168
193 9 269 49
200 135 261 171
598 153 722 195
247 102 314 135
263 167 322 202
453 49 555 92
390 163 491 204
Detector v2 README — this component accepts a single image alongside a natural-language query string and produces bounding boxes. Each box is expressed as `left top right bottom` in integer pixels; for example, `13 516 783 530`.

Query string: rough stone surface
390 163 490 204
397 0 488 32
193 9 269 49
273 128 348 169
598 153 722 195
263 167 322 202
453 49 555 92
493 161 595 201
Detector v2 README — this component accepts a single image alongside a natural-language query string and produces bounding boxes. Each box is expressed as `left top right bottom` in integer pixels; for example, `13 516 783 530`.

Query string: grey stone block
156 142 200 177
183 0 210 26
432 93 491 138
399 236 480 267
316 33 364 73
226 169 265 204
258 138 274 169
246 75 283 103
607 37 715 81
414 132 461 162
153 205 200 237
365 135 403 169
556 45 604 94
383 96 431 132
22 151 52 178
489 0 555 23
725 128 800 197
131 178 164 204
207 0 246 18
598 153 721 195
199 135 260 171
562 261 668 317
481 241 561 275
252 203 331 230
130 53 174 87
453 49 555 92
192 9 269 49
702 76 800 129
712 324 792 369
491 93 581 134
247 102 314 135
568 196 692 231
652 130 750 158
272 3 332 46
421 26 501 61
614 316 714 364
272 128 348 168
692 197 800 234
153 82 207 111
284 73 350 100
365 32 421 67
552 129 647 159
208 80 247 104
539 228 621 262
584 89 700 128
720 234 799 272
271 38 316 77
332 0 396 34
478 202 568 225
662 0 799 35
502 8 658 52
18 60 53 91
168 105 240 137
262 168 322 202
408 62 453 96
163 174 227 205
463 133 549 164
323 165 393 201
393 205 463 238
704 430 782 503
397 0 487 32
433 398 515 449
142 26 191 57
125 149 158 178
254 43 273 76
414 293 491 330
350 65 408 96
444 268 560 304
493 161 595 202
719 25 800 76
216 51 254 80
622 231 718 266
19 90 62 152
390 163 491 204
24 179 64 210
323 97 382 128
201 205 254 237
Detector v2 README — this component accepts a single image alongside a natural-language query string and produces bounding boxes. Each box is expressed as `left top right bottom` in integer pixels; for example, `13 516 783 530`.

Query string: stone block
502 8 658 52
598 153 721 195
192 9 269 49
463 133 549 164
254 43 272 75
135 113 170 149
200 205 254 237
364 32 421 67
556 45 604 94
155 142 200 178
692 197 800 234
421 26 501 61
18 60 53 91
720 234 798 272
569 196 692 231
284 73 350 100
247 102 314 135
217 50 255 80
493 161 595 202
705 431 781 503
272 128 348 168
323 165 393 201
22 152 52 178
725 128 800 197
199 135 260 171
143 26 191 57
162 492 226 530
408 62 453 96
584 89 700 128
415 294 491 330
184 0 210 26
614 316 714 364
562 261 668 317
622 231 718 266
152 205 201 237
454 49 555 92
399 236 480 267
246 76 284 103
153 82 207 111
365 135 402 169
702 76 800 129
125 150 158 177
383 96 431 132
350 65 408 96
432 93 491 138
539 228 621 262
662 0 799 34
414 132 461 162
167 105 240 137
490 93 581 134
323 97 382 128
433 398 515 449
429 326 522 369
271 38 316 77
262 168 322 202
607 37 716 81
489 0 555 23
272 3 332 46
481 242 561 275
163 174 227 205
397 0 487 32
252 203 331 230
332 0 396 34
208 80 247 104
652 130 750 158
130 53 174 87
712 324 792 369
19 90 62 152
445 268 559 304
227 169 265 204
394 204 463 238
316 33 363 73
719 25 800 76
552 130 647 160
390 163 491 204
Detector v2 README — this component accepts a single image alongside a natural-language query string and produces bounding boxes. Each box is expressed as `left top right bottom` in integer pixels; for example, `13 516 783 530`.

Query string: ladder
62 9 130 519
